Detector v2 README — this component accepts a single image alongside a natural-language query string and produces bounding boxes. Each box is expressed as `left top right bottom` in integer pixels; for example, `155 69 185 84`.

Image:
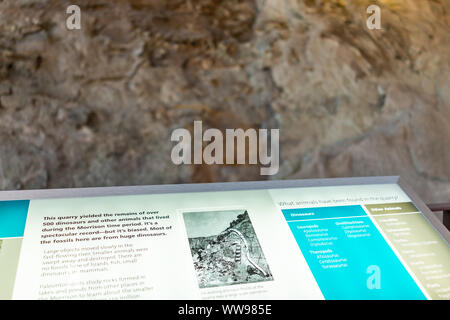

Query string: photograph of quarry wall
183 209 273 288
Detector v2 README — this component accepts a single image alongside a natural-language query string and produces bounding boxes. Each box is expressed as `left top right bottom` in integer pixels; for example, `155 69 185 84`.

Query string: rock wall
0 0 449 203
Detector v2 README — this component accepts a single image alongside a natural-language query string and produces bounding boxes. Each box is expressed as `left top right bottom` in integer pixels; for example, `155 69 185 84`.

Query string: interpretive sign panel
0 177 448 300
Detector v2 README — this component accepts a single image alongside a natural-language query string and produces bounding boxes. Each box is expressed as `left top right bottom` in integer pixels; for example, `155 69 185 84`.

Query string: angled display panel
0 176 448 300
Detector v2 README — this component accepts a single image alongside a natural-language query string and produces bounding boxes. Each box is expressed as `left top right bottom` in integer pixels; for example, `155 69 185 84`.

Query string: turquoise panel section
0 200 30 238
283 205 426 300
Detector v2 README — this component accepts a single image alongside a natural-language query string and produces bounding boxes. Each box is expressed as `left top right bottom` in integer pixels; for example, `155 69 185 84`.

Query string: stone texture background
0 0 449 203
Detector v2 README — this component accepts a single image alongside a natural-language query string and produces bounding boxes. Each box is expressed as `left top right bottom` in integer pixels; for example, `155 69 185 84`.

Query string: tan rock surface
0 0 449 203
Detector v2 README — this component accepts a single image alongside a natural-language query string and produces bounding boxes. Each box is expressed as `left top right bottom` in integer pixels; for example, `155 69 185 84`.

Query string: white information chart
0 177 448 300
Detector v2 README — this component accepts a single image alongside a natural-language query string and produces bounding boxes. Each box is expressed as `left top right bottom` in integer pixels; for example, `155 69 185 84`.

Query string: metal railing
427 203 450 231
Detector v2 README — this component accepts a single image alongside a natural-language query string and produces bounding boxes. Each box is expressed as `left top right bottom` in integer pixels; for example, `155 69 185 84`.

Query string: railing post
444 209 450 231
427 203 450 231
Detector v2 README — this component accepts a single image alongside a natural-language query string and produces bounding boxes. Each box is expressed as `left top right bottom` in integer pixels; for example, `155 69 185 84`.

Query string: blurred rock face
0 0 449 202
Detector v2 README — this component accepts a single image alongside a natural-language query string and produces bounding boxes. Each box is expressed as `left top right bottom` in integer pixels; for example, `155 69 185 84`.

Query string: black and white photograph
183 209 273 289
